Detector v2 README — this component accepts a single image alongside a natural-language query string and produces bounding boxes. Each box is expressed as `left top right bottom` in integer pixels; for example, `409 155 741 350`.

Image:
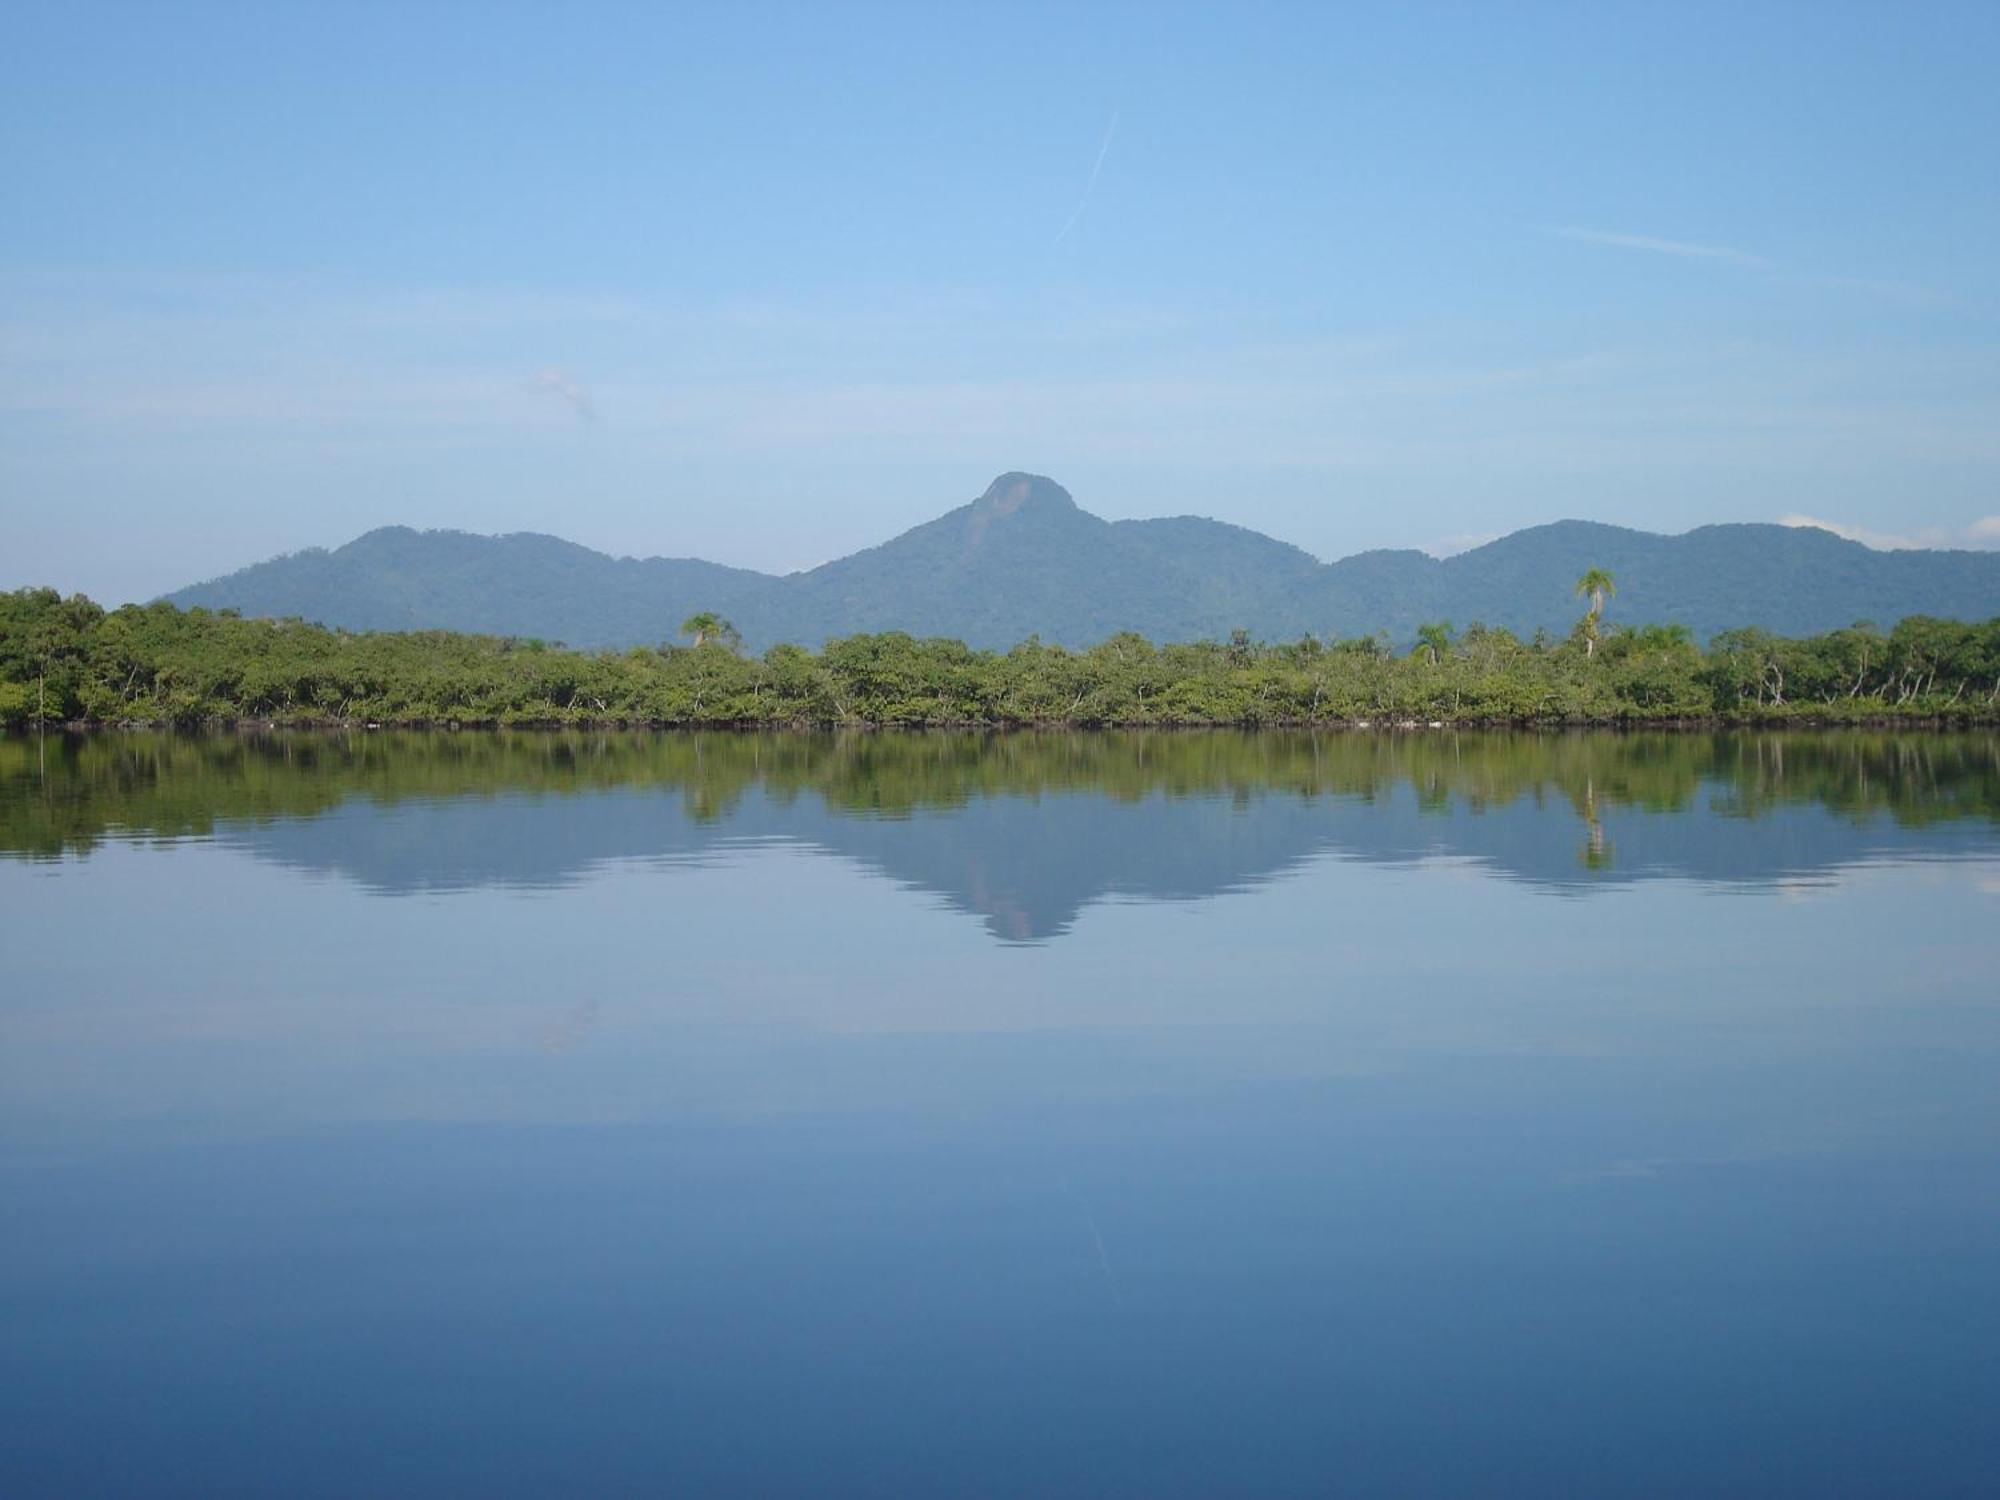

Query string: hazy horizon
152 472 2000 607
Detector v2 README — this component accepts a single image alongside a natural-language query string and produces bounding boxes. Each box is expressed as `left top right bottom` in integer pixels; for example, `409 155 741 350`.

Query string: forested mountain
165 472 2000 647
165 526 773 645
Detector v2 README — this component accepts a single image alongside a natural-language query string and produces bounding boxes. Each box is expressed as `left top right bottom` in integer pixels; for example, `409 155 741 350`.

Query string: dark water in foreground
3 730 1998 1497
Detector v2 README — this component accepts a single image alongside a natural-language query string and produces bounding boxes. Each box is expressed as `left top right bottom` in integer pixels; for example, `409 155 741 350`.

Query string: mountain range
165 472 2000 648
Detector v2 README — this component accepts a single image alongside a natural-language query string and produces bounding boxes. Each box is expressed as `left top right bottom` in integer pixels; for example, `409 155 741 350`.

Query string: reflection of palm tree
1574 568 1616 657
1578 773 1612 869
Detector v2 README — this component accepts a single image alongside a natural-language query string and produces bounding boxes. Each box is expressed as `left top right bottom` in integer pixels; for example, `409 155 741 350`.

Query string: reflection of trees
2 727 1996 861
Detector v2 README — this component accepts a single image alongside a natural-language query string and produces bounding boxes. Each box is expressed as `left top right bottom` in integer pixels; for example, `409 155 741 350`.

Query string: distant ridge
165 472 2000 648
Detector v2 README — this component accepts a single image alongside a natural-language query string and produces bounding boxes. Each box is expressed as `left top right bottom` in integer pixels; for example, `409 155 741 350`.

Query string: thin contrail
1054 111 1119 244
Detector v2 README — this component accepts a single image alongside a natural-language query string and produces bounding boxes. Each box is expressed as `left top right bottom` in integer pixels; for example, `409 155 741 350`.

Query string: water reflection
5 729 2000 1496
3 729 1997 941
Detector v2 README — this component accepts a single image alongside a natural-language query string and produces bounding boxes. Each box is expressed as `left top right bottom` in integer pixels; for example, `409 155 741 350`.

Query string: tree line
3 584 1997 729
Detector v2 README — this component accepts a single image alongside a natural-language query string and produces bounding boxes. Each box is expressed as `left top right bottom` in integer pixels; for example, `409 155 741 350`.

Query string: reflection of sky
5 832 1997 1142
4 820 2000 1495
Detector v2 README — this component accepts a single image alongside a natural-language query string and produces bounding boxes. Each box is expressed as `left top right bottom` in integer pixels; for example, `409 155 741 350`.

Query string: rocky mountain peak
972 473 1077 517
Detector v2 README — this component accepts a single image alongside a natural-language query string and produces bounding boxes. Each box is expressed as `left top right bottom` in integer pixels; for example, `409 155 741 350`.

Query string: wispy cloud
530 368 597 422
1550 226 1948 305
1551 226 1773 269
1778 513 2000 551
1055 111 1119 245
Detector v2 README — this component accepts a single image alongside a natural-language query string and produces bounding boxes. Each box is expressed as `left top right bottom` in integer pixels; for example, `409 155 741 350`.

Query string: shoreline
19 710 1999 734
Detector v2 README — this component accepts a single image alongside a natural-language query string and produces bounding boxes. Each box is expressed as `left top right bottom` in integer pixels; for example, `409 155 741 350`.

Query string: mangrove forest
3 587 1998 729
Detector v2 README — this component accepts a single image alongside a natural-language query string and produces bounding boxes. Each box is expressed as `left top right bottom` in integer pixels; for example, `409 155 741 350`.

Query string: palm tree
1573 568 1616 657
1413 621 1453 666
680 612 740 651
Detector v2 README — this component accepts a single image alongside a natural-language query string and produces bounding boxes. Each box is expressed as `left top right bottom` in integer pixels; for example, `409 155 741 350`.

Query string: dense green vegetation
164 472 2000 650
5 587 1998 729
5 727 1996 864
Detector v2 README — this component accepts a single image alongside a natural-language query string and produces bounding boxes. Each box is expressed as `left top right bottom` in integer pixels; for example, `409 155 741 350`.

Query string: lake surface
3 729 1998 1497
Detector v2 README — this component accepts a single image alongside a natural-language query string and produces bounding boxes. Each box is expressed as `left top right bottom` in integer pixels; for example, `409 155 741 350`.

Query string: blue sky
4 0 1998 603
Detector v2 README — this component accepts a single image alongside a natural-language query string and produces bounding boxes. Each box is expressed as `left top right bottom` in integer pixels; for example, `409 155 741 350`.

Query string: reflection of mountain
234 782 1996 943
7 730 1997 943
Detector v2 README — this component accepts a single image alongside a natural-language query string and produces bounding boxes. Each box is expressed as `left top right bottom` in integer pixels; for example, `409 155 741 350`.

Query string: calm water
3 730 1998 1497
